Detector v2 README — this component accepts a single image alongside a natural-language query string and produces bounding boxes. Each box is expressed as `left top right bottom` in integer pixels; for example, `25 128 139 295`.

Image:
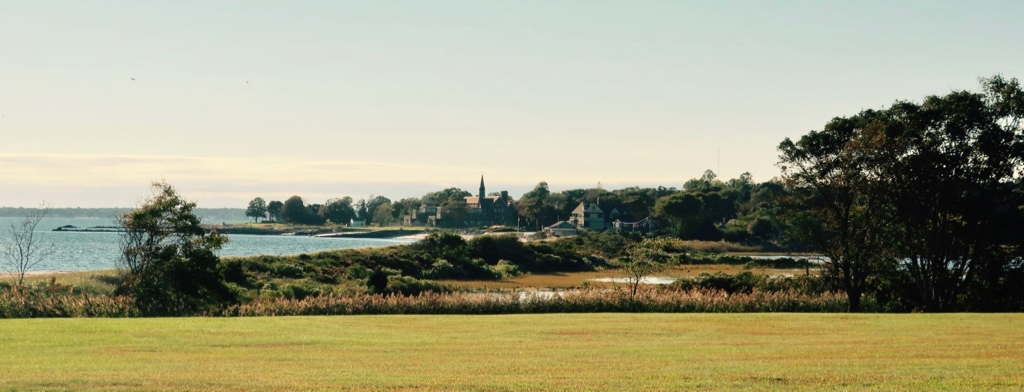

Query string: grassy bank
0 314 1021 390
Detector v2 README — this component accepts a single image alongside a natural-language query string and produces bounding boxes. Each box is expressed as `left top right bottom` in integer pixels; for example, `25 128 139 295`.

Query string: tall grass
676 240 762 253
0 288 137 318
224 287 850 316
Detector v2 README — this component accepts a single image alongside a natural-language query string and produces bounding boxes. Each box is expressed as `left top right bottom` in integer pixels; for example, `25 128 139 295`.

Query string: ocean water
0 217 411 272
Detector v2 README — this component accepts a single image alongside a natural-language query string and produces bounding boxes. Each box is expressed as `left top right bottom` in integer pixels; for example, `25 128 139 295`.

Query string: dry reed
223 287 850 316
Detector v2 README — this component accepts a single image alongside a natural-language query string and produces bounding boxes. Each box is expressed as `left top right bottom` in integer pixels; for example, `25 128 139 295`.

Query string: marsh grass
225 287 850 316
0 314 1021 390
442 265 809 290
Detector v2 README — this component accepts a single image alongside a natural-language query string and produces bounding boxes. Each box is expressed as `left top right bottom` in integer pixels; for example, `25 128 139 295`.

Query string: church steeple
479 175 486 199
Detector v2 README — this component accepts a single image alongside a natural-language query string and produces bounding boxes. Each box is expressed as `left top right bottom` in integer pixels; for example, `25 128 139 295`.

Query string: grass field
1 314 1021 391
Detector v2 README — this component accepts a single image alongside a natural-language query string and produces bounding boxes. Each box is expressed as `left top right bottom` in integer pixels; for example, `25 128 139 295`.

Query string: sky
3 1 1023 208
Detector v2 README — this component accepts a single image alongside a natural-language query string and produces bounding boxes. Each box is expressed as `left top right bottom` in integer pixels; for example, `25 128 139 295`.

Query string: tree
245 197 267 223
319 197 355 225
372 202 396 226
421 188 471 206
305 204 326 225
267 200 283 222
281 196 307 224
883 76 1024 311
116 181 234 315
364 196 392 224
778 109 899 312
517 182 551 229
1 203 54 287
778 75 1024 311
621 238 675 302
392 197 422 223
441 199 469 227
683 170 721 192
653 192 703 237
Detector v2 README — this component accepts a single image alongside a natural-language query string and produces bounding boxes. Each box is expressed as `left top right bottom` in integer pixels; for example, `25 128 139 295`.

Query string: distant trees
1 203 54 287
372 202 396 226
281 196 307 224
516 182 551 229
116 181 234 315
364 196 392 226
267 200 283 222
441 199 469 227
319 197 355 225
653 193 703 238
245 197 267 223
421 188 471 206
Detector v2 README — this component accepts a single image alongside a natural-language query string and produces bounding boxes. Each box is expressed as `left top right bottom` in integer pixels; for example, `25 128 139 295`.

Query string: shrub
423 259 468 280
490 260 523 279
272 263 305 278
384 276 449 296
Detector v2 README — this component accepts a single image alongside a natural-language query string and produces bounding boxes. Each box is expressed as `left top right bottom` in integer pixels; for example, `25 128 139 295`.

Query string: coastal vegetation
3 76 1024 316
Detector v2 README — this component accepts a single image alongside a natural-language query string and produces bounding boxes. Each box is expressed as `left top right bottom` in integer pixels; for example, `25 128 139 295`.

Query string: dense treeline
246 174 786 248
779 75 1024 312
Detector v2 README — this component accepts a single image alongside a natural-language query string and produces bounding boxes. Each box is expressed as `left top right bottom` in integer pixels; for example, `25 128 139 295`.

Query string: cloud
0 153 695 207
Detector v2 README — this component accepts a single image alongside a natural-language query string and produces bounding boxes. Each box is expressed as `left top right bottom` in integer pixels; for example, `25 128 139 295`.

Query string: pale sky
3 1 1023 207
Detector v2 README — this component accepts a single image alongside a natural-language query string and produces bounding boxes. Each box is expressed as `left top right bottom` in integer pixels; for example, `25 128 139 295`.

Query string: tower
479 175 485 200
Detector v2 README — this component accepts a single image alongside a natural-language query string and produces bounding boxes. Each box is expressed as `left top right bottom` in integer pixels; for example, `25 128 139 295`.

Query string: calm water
0 217 411 272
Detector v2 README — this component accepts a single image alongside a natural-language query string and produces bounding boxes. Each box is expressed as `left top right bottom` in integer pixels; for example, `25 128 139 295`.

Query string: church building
464 176 513 227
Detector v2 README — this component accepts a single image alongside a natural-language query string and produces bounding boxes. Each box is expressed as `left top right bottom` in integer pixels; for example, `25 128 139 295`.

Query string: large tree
281 196 308 224
116 181 234 315
364 196 392 224
319 197 356 225
372 201 396 226
516 182 551 229
245 197 267 223
653 192 703 238
267 200 283 222
884 76 1024 311
779 75 1024 311
778 109 900 312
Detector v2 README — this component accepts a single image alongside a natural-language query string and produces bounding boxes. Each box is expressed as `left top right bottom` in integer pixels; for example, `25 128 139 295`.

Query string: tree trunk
847 288 862 312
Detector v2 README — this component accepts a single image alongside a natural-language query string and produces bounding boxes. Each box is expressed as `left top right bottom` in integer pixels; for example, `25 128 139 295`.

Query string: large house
404 176 513 228
567 201 653 233
463 176 513 227
568 202 624 230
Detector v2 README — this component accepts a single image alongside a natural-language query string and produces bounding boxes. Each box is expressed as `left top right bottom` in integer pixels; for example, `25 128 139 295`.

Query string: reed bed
0 288 137 318
223 288 850 316
675 240 763 253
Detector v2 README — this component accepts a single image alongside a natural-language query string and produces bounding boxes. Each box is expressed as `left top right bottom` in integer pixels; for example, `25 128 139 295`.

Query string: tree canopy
245 197 267 223
779 75 1024 311
116 181 234 315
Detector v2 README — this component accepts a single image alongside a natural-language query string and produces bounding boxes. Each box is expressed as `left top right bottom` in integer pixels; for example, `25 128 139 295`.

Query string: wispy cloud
0 153 688 207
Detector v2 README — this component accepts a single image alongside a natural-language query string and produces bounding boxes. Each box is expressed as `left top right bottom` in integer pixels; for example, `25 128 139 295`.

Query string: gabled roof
547 220 577 229
572 202 586 214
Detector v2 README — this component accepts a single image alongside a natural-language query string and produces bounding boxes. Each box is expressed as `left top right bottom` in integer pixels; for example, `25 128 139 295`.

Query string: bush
384 276 449 296
490 260 523 279
423 259 468 280
272 263 305 279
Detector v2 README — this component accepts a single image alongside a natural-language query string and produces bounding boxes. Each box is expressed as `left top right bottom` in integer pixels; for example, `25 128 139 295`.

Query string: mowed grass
1 314 1021 391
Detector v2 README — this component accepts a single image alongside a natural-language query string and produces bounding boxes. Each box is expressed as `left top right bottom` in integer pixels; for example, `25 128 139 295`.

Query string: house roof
546 220 577 229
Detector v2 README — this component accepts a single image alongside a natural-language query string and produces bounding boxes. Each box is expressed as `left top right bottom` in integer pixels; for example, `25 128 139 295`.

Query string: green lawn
1 314 1021 391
